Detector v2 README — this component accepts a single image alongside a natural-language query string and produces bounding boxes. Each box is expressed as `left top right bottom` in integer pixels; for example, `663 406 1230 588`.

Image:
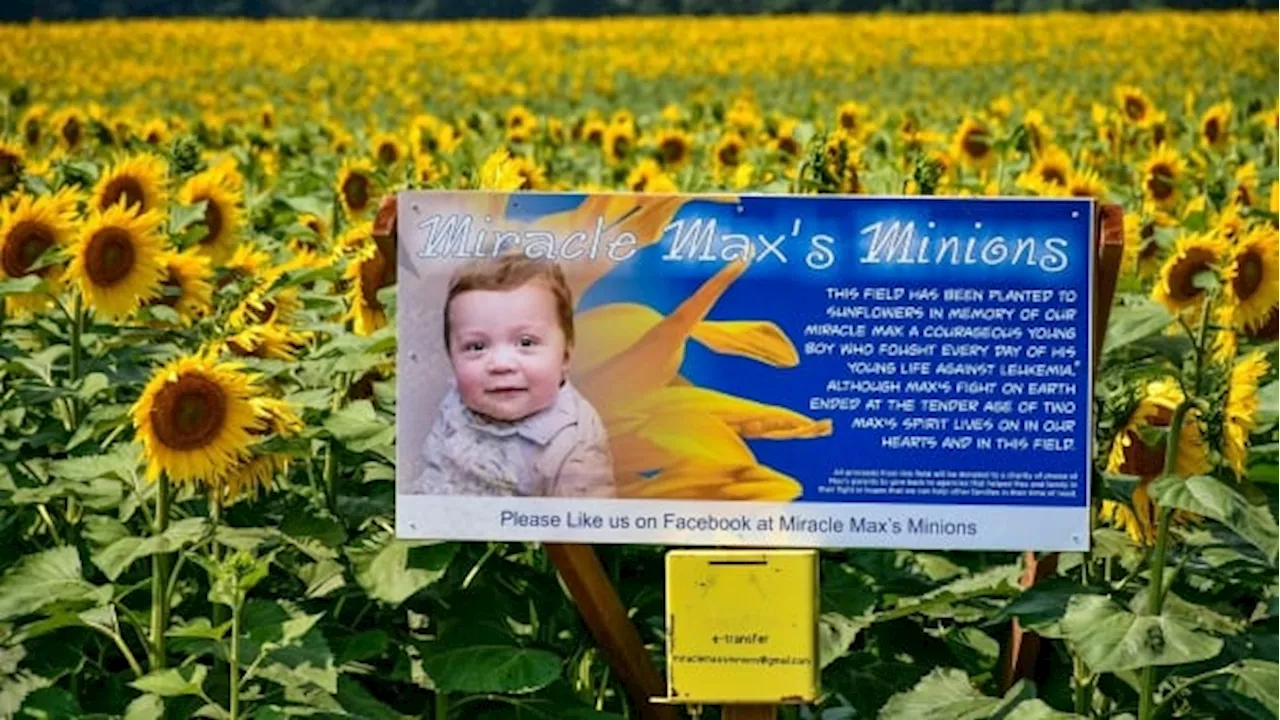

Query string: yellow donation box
663 549 820 704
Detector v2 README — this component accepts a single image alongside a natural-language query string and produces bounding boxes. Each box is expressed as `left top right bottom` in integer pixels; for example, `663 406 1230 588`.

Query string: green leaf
1128 589 1246 635
422 646 561 694
820 611 873 668
0 547 99 620
1151 475 1279 559
334 630 390 664
877 668 1032 720
989 577 1100 638
170 200 209 234
347 535 456 606
16 686 81 718
333 675 412 720
1224 660 1279 716
0 275 45 296
1257 381 1278 426
92 517 210 581
12 346 68 385
1060 595 1223 673
1102 298 1174 354
122 694 164 720
1002 699 1086 719
130 665 208 697
323 401 386 442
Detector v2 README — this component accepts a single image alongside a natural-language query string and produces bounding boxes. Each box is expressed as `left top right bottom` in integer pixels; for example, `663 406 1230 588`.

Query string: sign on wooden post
386 190 1115 715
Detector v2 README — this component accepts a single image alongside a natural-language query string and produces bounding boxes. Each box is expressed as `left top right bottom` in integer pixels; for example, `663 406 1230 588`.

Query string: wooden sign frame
374 196 1126 719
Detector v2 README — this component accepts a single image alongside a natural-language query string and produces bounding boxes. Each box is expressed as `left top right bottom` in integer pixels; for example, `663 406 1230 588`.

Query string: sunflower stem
1138 295 1216 720
150 475 170 674
434 691 448 720
230 595 242 720
323 440 337 516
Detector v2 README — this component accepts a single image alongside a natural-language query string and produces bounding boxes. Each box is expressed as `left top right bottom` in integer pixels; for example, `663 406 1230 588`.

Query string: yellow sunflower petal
689 320 800 368
615 386 831 440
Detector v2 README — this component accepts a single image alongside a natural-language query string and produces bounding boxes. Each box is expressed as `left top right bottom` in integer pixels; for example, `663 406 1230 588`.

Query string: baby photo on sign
402 253 616 498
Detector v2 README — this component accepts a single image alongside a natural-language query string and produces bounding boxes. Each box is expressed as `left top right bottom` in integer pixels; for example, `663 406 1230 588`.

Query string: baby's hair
443 254 575 351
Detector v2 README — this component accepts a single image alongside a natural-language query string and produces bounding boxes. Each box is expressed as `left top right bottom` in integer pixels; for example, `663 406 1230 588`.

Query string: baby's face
447 281 570 422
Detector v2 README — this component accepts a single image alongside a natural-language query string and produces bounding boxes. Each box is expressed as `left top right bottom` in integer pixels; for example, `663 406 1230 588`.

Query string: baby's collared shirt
411 381 616 498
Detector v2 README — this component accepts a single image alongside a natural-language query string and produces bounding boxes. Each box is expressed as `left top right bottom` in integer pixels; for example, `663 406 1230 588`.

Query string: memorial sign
394 190 1093 551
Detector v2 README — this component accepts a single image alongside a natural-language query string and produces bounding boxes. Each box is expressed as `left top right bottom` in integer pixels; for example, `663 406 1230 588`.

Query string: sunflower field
0 9 1278 720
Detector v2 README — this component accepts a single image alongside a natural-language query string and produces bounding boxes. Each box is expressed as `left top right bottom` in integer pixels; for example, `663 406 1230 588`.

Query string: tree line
1 0 1270 21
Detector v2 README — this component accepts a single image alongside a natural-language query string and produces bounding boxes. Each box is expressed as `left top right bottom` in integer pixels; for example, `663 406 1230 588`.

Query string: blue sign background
511 194 1093 508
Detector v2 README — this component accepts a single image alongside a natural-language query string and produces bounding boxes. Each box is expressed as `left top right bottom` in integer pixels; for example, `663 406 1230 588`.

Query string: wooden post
722 706 778 720
545 544 681 720
999 202 1126 692
375 196 678 720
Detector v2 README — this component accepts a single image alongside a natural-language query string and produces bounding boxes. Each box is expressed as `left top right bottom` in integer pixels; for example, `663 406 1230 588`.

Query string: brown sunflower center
1146 163 1174 201
609 135 631 159
777 136 800 157
248 298 277 324
961 128 990 160
839 113 857 131
84 227 136 287
1123 97 1146 121
660 138 687 165
24 119 40 146
1168 248 1217 302
62 118 81 147
145 130 163 144
101 175 146 212
1203 118 1221 144
717 142 741 167
1233 250 1264 301
343 174 370 211
198 195 223 244
2 221 54 277
150 374 228 451
377 142 399 165
0 151 21 190
585 127 604 145
1040 165 1067 186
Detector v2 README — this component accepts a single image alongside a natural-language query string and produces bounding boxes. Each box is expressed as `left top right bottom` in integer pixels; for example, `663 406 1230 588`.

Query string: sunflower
91 154 169 215
67 204 166 319
820 132 863 194
653 128 693 169
178 170 242 265
1103 378 1212 543
19 105 47 147
413 150 447 186
1222 226 1279 333
1114 84 1153 127
1223 351 1268 479
712 132 746 177
835 101 866 136
581 119 607 147
1067 167 1108 200
140 119 170 146
50 108 85 151
131 353 260 486
1142 145 1185 209
371 132 405 167
1199 101 1232 150
951 116 995 170
769 119 803 160
603 123 635 166
1013 108 1047 154
297 212 328 240
345 234 396 336
337 158 378 218
1228 162 1258 209
228 286 302 329
149 249 213 324
1016 145 1071 194
626 159 678 194
504 105 538 144
224 323 311 361
0 194 75 315
1122 211 1170 279
1152 232 1227 315
0 140 25 195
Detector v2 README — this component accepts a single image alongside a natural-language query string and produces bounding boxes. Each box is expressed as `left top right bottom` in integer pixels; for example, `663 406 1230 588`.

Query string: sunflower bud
169 135 204 177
